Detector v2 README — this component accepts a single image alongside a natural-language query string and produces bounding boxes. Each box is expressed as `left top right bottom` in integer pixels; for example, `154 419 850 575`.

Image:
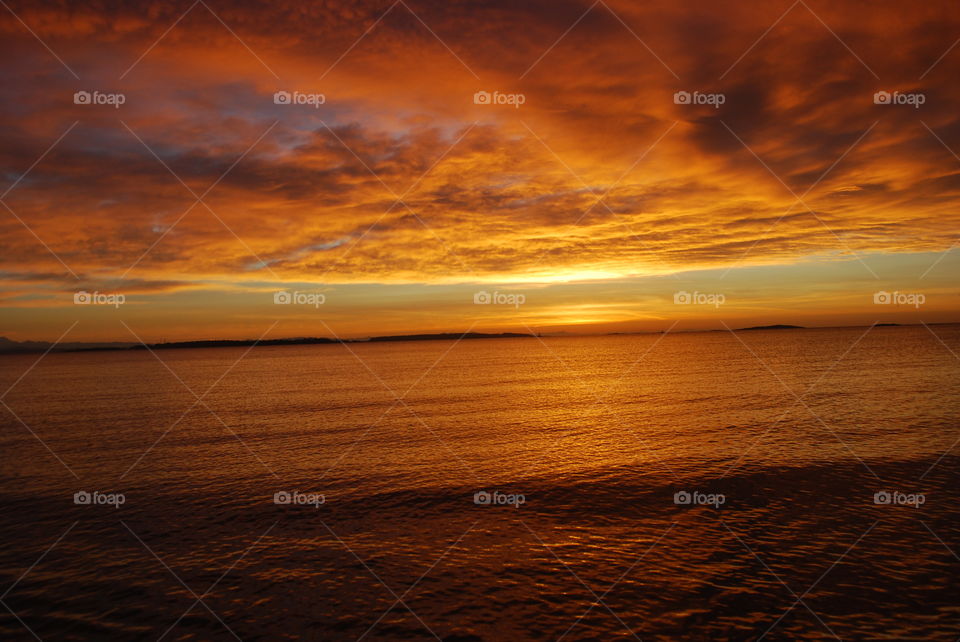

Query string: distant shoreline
0 322 952 355
0 332 537 355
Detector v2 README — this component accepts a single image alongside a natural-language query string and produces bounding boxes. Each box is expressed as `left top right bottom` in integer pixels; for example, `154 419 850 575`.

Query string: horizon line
2 321 957 355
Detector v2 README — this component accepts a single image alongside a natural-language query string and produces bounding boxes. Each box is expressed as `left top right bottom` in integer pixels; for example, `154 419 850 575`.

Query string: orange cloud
1 0 959 340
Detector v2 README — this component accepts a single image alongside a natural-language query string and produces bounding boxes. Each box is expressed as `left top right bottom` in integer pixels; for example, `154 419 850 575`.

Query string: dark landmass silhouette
0 332 536 354
126 338 338 350
0 322 953 355
605 331 665 335
737 324 805 331
368 332 531 342
0 336 136 354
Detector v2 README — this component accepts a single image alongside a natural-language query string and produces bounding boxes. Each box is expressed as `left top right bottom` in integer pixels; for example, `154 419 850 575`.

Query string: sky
1 0 959 342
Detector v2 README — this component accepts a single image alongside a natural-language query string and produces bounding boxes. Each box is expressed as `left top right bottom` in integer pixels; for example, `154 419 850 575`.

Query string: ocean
1 325 958 640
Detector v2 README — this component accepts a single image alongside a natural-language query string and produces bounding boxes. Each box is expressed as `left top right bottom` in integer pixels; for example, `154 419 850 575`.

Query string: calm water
1 325 958 640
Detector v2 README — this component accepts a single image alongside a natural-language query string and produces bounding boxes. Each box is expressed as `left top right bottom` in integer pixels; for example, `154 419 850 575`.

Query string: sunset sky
1 0 959 342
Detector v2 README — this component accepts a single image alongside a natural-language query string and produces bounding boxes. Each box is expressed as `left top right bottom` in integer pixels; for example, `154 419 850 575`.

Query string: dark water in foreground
1 325 958 640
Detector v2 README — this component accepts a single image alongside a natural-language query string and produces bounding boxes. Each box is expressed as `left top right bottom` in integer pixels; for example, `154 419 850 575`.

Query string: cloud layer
1 0 959 338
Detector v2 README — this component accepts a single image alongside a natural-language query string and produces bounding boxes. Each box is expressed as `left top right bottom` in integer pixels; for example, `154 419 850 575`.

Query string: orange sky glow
1 0 959 342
